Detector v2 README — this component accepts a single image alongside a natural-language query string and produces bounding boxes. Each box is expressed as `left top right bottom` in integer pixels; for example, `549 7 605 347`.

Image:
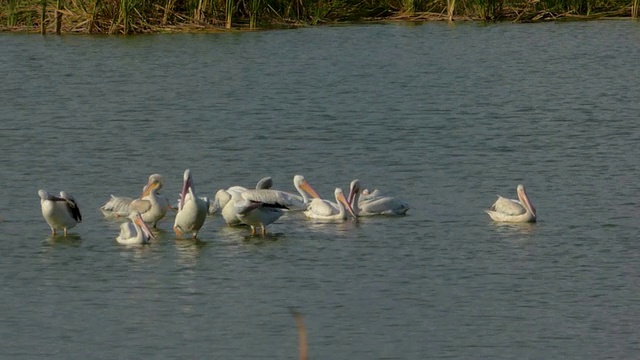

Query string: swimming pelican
116 211 156 245
280 175 321 211
174 169 209 239
229 189 290 236
486 184 537 223
347 179 410 216
304 188 356 221
101 174 171 227
38 190 82 236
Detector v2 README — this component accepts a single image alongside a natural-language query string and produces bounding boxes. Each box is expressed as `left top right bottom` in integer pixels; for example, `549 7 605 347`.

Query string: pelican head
256 176 273 190
347 179 361 205
294 175 321 200
516 184 536 218
336 188 356 218
131 211 156 241
179 169 194 211
141 174 164 198
38 189 51 201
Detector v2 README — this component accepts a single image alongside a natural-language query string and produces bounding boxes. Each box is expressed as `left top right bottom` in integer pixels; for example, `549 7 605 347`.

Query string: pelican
116 211 156 245
210 176 274 215
219 175 321 227
101 174 171 228
229 189 290 236
174 169 209 239
347 179 410 216
280 175 322 211
304 188 356 221
38 190 82 236
486 184 537 223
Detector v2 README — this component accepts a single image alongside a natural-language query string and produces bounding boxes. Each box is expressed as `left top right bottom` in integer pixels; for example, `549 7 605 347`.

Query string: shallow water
1 20 640 359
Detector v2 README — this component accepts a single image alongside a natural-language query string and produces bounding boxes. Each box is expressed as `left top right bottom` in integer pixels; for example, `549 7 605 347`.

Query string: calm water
1 20 640 359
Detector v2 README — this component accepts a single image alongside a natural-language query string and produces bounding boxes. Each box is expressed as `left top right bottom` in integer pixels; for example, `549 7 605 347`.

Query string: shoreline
1 5 637 35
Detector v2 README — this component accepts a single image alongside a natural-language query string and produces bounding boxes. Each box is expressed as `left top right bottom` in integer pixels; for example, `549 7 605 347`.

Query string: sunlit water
1 20 640 359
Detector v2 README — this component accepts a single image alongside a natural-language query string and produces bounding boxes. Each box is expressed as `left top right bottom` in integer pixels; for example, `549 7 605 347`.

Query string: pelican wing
117 222 136 243
65 199 82 222
360 189 384 202
490 196 526 216
305 198 338 217
59 192 82 222
129 198 152 214
360 196 409 215
241 189 293 209
101 195 133 216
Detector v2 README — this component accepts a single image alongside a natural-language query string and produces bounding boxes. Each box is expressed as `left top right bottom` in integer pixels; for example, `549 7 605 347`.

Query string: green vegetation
1 0 638 34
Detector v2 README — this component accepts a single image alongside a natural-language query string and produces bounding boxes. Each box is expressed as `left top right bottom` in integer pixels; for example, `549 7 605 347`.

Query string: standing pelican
210 176 274 215
304 188 356 221
229 189 290 236
347 179 410 216
219 175 321 227
174 169 209 239
116 212 156 245
101 174 171 228
38 190 82 236
486 184 537 223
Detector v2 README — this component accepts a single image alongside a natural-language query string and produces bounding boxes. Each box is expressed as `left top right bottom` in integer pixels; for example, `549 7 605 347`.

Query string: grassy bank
1 0 638 34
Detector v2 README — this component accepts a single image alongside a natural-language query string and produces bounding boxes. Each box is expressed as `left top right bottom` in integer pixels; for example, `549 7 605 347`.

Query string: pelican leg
50 227 56 236
250 226 256 236
261 225 267 237
63 228 68 237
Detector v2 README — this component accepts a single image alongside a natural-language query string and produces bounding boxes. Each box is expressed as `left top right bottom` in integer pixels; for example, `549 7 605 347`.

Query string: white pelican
38 190 82 236
280 175 322 211
229 189 290 236
210 176 274 215
101 174 171 228
174 169 209 239
219 175 321 226
304 188 356 221
347 179 410 216
116 211 156 245
486 184 537 223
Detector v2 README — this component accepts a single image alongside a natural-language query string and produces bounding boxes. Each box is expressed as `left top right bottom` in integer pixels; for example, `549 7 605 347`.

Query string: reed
7 0 19 26
471 0 502 19
1 0 637 33
55 0 62 33
41 0 46 33
225 0 233 28
249 0 261 28
194 0 213 22
447 0 455 20
403 0 415 14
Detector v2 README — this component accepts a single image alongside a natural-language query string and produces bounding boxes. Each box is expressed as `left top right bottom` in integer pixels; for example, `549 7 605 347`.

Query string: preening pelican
230 189 290 236
347 179 410 216
101 174 171 228
218 175 320 227
210 176 274 215
174 169 209 239
39 190 82 236
116 211 155 245
304 188 356 221
486 184 537 223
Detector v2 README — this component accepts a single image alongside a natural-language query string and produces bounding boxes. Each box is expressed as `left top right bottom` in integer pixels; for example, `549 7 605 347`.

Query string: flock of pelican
38 169 537 244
